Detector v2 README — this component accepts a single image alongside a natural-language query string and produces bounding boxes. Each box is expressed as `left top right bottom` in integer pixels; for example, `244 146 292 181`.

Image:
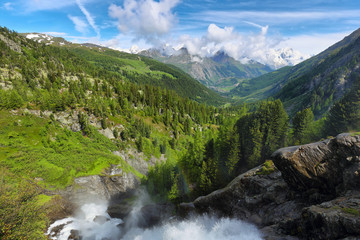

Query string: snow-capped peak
268 48 310 69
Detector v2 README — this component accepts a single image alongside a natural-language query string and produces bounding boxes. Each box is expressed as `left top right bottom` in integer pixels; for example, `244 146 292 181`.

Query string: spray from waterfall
47 189 263 240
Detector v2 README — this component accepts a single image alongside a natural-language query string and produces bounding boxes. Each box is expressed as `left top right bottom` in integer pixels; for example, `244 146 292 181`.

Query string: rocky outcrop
113 150 166 175
300 192 360 240
181 134 360 240
0 33 22 53
271 133 360 195
61 165 139 205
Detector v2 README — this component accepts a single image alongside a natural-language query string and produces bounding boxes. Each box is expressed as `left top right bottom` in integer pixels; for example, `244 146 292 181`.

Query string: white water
47 203 123 240
47 191 263 240
120 215 263 240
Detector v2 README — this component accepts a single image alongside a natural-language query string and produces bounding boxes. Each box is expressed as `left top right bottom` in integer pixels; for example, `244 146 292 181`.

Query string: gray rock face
113 150 166 175
62 165 139 205
271 134 360 194
301 193 360 240
98 128 115 139
183 134 360 240
190 165 303 229
0 33 22 53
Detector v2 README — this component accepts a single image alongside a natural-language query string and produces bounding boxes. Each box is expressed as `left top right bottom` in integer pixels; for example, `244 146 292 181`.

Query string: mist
47 189 263 240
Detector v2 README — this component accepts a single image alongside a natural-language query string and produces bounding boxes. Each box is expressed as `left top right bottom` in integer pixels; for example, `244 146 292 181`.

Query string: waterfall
47 191 263 240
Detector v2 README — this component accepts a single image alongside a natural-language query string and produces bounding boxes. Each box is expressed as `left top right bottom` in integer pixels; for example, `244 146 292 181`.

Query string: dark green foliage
292 108 314 145
67 46 227 106
325 84 360 136
235 100 289 168
101 118 107 129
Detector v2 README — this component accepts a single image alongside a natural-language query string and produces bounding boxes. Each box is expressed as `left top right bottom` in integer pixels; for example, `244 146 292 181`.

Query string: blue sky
1 0 360 62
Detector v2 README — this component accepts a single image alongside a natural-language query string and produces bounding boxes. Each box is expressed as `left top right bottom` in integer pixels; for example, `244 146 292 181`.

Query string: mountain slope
65 45 227 106
140 48 272 92
231 28 360 117
19 32 227 106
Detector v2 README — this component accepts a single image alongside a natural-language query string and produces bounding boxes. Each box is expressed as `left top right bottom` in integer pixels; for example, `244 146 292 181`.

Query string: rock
62 166 139 205
271 134 360 194
300 193 360 240
107 201 133 219
113 149 166 175
187 164 302 228
98 128 115 139
136 204 171 228
0 33 22 53
178 202 195 218
93 215 109 224
68 229 81 240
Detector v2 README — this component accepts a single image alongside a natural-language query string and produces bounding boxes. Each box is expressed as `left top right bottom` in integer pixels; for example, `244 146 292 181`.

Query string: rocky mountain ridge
231 27 360 117
140 48 273 92
181 133 360 239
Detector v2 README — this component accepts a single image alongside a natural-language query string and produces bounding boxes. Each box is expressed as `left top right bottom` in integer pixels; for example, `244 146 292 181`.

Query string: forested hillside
1 26 360 239
231 28 360 117
0 26 231 238
65 46 227 106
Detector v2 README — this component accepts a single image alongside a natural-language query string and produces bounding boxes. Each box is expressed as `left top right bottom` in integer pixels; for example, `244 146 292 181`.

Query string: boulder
182 134 360 240
300 193 360 240
188 165 302 228
271 134 360 194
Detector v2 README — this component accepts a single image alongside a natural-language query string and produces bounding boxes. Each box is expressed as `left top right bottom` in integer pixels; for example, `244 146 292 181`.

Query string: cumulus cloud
161 23 308 69
109 0 180 40
68 15 89 34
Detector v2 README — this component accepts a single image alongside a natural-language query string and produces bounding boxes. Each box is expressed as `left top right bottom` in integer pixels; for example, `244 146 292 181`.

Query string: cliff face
181 134 360 240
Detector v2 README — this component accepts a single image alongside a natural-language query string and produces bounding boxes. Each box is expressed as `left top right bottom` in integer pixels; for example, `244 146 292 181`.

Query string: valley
0 22 360 240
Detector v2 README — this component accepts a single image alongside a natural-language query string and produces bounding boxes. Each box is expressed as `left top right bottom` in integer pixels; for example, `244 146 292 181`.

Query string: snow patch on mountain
142 45 309 69
26 33 54 42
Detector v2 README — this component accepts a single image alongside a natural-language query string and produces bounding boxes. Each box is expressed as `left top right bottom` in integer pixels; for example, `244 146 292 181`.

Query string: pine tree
292 108 314 144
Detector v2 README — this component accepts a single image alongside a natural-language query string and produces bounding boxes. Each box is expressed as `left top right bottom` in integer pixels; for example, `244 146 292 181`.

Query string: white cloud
109 0 180 40
3 2 13 10
68 15 89 34
75 0 100 38
206 24 234 43
278 31 352 56
170 23 293 68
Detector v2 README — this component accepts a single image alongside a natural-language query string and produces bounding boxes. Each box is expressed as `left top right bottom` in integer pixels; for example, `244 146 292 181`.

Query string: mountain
0 26 232 237
65 46 227 106
20 32 71 46
231 28 360 117
140 48 273 92
19 32 227 106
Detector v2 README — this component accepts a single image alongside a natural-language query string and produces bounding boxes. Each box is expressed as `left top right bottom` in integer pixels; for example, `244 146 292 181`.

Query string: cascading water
47 191 263 240
119 215 263 240
47 202 123 240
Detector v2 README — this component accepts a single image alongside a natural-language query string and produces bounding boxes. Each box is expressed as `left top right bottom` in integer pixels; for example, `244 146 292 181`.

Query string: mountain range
1 25 360 240
140 46 307 92
21 32 308 94
230 27 360 117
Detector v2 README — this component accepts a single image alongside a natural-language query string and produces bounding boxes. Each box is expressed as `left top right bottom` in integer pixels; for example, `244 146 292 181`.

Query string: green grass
342 207 360 216
0 110 142 189
256 160 275 175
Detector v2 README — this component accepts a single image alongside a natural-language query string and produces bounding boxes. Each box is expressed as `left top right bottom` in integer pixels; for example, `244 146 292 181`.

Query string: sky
1 0 360 66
